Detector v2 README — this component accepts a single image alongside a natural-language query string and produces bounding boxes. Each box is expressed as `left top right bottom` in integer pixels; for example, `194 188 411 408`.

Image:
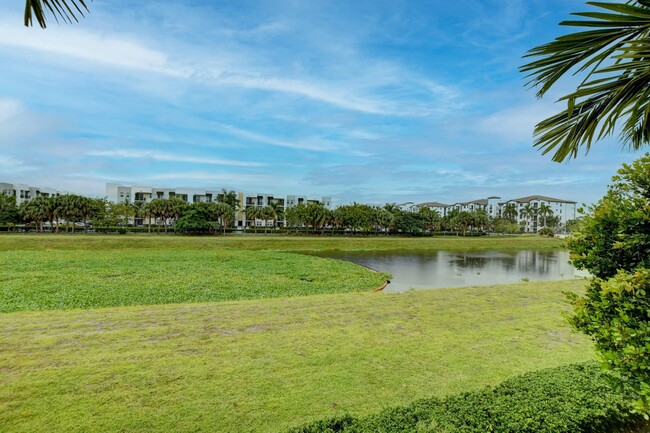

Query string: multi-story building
0 182 64 206
417 195 576 232
416 201 449 217
501 195 577 233
106 183 332 228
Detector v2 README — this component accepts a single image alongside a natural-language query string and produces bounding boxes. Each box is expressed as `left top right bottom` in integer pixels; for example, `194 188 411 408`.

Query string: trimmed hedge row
287 363 646 433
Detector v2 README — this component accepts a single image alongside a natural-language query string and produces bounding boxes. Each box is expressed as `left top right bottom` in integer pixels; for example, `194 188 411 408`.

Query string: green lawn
0 249 388 312
0 280 593 433
0 233 564 252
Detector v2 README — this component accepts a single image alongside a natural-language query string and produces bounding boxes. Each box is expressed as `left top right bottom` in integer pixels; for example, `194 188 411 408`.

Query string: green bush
286 363 643 433
537 227 554 237
567 154 650 416
569 270 650 416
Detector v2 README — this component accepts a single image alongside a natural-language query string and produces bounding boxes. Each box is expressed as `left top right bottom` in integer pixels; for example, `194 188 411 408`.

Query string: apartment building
502 195 577 233
106 183 332 228
416 201 450 217
417 195 577 232
0 182 64 206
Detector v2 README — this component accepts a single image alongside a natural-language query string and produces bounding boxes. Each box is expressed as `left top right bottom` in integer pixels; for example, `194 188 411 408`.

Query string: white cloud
0 19 189 77
146 172 297 189
215 123 333 152
87 149 266 167
0 98 65 146
476 103 558 144
0 18 457 117
217 74 390 115
0 154 36 172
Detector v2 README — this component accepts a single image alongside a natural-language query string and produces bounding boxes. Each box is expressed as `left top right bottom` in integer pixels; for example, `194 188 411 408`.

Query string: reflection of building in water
416 195 577 233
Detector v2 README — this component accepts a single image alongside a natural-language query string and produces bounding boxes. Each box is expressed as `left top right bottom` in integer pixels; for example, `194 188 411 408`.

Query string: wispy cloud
0 154 37 172
146 171 297 189
87 149 267 167
0 19 190 77
215 123 333 152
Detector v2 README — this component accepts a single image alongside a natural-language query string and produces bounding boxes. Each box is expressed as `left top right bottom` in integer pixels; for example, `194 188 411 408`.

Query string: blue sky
0 0 641 205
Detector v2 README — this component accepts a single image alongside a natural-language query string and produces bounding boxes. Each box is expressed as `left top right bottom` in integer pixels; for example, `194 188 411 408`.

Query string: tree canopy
521 1 650 162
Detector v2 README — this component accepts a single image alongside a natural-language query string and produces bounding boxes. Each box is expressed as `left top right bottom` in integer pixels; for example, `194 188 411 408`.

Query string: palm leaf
521 1 650 161
24 0 91 28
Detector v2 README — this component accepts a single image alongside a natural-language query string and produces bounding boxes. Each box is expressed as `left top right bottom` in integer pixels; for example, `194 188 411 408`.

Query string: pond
310 250 587 292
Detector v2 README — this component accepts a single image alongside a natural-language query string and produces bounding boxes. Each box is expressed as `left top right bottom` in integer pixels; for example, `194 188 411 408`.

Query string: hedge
287 363 646 433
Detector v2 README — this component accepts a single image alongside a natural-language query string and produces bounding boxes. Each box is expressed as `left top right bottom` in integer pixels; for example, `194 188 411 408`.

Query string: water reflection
310 250 586 292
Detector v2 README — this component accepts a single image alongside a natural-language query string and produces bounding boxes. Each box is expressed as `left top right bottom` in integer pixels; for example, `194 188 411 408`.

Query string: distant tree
520 204 538 232
418 206 441 232
258 206 275 231
246 206 260 233
492 218 521 234
538 203 553 228
21 196 50 231
212 202 234 234
565 218 582 234
394 209 425 234
167 197 188 228
268 201 284 229
373 207 395 234
502 203 518 222
285 204 306 231
147 198 169 233
174 205 216 234
303 202 329 234
0 193 19 229
58 194 87 233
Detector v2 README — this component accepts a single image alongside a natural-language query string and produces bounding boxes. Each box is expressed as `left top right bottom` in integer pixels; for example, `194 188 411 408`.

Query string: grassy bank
1 280 592 433
0 250 388 312
0 233 563 252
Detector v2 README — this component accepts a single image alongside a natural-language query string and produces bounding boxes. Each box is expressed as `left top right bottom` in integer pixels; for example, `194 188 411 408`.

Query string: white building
106 183 332 228
416 194 577 232
502 195 577 233
0 182 64 206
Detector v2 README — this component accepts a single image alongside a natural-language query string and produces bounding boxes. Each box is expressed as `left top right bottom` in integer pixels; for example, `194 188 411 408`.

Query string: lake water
310 250 587 292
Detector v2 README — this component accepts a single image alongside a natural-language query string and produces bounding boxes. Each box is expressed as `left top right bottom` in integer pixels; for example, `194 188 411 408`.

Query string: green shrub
537 227 554 237
286 363 643 433
569 270 650 416
567 154 650 416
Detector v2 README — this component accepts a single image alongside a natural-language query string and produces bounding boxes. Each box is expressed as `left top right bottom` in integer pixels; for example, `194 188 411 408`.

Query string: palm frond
520 1 650 161
24 0 91 29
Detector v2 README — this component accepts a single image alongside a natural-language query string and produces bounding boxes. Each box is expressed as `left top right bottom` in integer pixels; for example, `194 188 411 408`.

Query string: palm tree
521 1 650 162
268 201 284 229
143 202 155 234
520 204 538 233
246 206 259 233
24 1 90 28
21 196 50 231
502 203 518 222
147 198 166 233
213 202 234 234
167 197 187 230
538 204 553 228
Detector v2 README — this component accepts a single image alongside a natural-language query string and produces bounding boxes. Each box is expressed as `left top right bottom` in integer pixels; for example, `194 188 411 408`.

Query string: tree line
0 192 568 235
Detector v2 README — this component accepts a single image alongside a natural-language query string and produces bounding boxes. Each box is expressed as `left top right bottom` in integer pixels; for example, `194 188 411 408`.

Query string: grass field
0 233 564 252
0 280 592 433
0 249 388 312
